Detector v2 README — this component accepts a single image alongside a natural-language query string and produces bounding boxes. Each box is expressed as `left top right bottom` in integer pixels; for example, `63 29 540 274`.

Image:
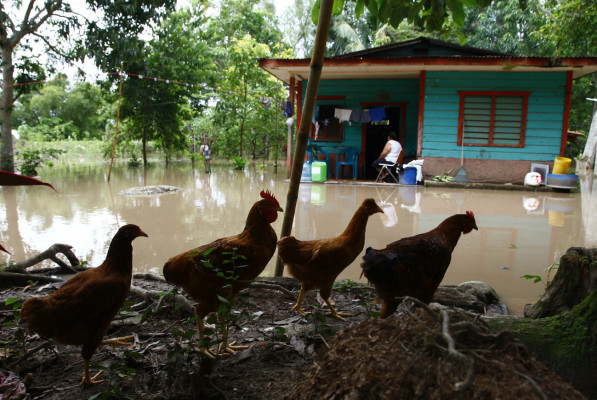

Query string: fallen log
8 244 80 274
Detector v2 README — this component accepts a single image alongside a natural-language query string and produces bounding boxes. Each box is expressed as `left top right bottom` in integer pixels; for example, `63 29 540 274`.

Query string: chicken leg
291 286 308 315
195 309 217 358
320 285 352 320
102 335 134 349
216 312 248 355
81 358 105 386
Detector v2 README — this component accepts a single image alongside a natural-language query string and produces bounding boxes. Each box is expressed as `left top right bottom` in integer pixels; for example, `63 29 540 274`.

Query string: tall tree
13 79 107 140
0 0 175 172
118 3 215 165
459 0 546 56
213 34 284 158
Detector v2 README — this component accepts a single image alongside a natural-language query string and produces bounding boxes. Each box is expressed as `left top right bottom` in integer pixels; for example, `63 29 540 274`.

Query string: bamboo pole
274 0 333 276
108 63 124 182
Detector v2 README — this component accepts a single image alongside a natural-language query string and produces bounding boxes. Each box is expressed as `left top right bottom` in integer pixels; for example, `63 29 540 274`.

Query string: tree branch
440 309 475 391
11 243 80 274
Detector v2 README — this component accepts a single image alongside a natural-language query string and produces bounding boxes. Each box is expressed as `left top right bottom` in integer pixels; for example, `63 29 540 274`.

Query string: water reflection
1 163 595 315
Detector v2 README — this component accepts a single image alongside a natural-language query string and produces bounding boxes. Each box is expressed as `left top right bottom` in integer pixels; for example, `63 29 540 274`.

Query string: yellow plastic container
552 157 571 175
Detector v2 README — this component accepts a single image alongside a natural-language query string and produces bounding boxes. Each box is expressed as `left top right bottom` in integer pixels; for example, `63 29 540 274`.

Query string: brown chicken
361 211 478 318
162 190 283 356
20 224 148 385
277 198 383 319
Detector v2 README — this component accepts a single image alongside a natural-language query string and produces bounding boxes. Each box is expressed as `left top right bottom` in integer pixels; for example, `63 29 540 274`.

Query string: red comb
466 211 475 221
260 189 279 205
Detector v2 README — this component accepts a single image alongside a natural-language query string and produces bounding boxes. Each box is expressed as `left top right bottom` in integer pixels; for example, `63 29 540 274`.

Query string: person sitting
371 131 403 182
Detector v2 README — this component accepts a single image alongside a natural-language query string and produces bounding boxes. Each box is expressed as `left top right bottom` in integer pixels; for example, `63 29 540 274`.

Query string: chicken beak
139 230 149 238
276 206 284 213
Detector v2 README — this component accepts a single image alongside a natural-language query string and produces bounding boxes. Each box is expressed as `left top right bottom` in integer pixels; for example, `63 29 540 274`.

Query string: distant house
259 37 597 183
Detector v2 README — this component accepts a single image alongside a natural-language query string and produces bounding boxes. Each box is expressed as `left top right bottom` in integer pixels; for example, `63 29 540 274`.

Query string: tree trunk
485 291 597 398
577 108 597 172
484 247 597 398
274 0 334 276
142 126 148 166
524 247 597 318
1 46 15 172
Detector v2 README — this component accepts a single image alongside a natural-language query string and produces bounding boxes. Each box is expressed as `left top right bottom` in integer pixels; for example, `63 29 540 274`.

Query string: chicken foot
292 287 352 320
102 335 135 349
78 334 137 385
195 315 218 358
81 359 105 386
322 297 352 321
216 312 248 356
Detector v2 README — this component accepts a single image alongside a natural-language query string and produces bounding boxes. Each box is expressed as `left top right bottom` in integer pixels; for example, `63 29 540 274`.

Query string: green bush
232 156 247 171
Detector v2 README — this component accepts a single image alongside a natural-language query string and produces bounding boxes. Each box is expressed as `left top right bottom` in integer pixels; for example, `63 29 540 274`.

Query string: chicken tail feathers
361 250 397 284
20 297 54 337
162 257 188 287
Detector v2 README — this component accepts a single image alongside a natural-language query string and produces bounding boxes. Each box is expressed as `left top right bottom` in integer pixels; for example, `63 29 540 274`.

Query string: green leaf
355 0 365 17
5 298 19 306
446 0 466 26
521 274 542 283
312 0 321 24
217 295 231 305
333 0 344 15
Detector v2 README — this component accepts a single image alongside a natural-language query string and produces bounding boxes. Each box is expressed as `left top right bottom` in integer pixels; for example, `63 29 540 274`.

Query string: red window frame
457 91 531 148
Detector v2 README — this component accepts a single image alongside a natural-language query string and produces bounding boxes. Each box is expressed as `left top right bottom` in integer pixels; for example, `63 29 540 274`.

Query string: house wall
301 77 420 160
301 71 569 183
421 71 568 182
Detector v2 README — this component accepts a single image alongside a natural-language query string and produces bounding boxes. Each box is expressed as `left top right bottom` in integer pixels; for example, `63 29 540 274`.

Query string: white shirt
385 140 402 163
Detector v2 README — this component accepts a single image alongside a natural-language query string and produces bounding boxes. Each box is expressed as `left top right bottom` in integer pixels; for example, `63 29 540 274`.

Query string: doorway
364 106 402 179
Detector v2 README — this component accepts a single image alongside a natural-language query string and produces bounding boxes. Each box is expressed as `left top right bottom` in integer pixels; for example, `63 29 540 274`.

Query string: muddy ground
0 275 588 399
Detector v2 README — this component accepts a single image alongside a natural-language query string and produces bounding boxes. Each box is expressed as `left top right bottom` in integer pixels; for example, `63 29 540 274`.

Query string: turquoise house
259 37 597 183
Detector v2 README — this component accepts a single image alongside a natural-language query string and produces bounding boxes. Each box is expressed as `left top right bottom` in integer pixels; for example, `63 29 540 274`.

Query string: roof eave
258 57 597 84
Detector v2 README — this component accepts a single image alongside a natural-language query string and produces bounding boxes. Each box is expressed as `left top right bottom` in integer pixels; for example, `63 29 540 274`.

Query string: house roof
258 37 597 83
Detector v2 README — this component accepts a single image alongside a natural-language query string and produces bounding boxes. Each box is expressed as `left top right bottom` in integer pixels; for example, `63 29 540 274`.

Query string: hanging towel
369 107 386 122
334 108 352 124
312 105 320 124
350 109 362 124
283 101 293 117
361 109 371 124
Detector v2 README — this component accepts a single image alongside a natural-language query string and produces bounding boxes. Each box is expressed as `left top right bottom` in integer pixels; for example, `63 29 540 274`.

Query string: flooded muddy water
2 162 596 315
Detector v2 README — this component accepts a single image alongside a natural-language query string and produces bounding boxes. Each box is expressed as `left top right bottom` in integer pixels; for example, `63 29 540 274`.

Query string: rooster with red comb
163 190 283 356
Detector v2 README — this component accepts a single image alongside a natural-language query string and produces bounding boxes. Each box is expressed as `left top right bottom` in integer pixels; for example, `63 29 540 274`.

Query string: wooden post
108 64 124 182
274 0 333 276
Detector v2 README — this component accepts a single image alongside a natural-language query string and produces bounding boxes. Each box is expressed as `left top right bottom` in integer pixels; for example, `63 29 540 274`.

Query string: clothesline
312 105 387 139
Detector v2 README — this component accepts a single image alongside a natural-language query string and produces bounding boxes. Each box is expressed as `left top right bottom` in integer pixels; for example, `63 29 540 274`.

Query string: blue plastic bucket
402 167 417 185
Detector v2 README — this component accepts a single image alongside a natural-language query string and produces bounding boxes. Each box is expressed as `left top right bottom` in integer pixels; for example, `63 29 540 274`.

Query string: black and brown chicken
361 211 478 318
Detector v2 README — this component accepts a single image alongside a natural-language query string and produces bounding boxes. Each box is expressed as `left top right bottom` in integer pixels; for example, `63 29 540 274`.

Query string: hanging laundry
261 97 271 108
334 108 352 124
312 105 320 124
350 109 362 124
284 101 293 117
314 121 320 139
361 109 371 124
369 107 386 122
279 99 286 110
